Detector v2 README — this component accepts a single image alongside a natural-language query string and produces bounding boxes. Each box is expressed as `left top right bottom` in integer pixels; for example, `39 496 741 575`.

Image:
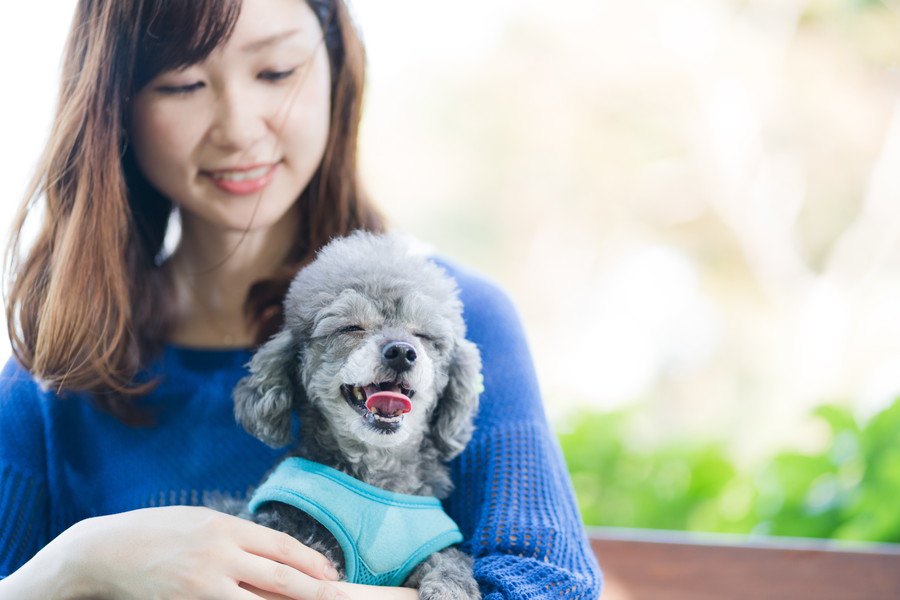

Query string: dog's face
299 286 459 448
234 233 482 459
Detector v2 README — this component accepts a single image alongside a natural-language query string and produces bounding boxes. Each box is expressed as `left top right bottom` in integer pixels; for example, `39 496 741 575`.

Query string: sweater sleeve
0 358 51 580
439 262 602 599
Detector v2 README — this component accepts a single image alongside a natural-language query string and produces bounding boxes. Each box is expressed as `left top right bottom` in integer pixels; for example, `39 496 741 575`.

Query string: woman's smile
203 162 281 195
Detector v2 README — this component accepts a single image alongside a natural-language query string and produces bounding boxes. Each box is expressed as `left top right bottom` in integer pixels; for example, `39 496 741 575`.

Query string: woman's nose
207 87 268 152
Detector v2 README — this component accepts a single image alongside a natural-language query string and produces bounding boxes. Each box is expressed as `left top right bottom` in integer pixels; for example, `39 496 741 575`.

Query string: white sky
0 4 77 362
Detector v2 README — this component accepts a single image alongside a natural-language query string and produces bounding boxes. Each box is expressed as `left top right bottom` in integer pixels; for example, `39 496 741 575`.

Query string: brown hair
4 0 383 423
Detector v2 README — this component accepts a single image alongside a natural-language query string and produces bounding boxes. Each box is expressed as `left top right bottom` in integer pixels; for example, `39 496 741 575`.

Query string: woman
0 0 602 598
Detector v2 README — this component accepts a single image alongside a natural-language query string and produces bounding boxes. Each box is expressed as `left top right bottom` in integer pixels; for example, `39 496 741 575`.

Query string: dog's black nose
383 341 417 372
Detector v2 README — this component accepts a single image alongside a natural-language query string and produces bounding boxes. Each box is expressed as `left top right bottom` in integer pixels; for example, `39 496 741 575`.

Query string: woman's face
130 0 331 233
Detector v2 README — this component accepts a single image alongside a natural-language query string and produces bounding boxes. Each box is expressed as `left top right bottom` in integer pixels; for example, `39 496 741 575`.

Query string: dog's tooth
354 387 363 401
371 410 403 424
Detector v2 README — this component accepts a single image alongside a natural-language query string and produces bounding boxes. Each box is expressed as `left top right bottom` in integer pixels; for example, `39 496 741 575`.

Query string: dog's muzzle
341 382 416 434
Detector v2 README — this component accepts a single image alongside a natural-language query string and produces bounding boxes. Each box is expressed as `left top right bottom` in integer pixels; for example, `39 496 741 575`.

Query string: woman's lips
203 163 279 195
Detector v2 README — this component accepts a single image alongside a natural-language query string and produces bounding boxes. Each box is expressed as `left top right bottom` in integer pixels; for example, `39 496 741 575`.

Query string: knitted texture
0 260 602 597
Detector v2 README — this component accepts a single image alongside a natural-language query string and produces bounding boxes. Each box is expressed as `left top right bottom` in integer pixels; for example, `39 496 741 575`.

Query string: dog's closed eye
337 325 366 335
413 332 448 352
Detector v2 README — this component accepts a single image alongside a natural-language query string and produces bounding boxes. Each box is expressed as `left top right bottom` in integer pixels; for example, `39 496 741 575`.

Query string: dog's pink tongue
365 391 412 415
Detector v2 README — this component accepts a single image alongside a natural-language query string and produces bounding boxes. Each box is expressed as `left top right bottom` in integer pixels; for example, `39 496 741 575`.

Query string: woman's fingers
231 584 316 600
234 553 347 600
231 518 339 581
238 582 312 600
230 585 282 600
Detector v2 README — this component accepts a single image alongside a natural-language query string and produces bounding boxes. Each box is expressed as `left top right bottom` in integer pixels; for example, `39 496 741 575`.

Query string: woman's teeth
209 165 272 181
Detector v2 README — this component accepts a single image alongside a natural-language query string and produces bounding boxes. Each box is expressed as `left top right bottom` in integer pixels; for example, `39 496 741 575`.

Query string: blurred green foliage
559 398 900 542
805 0 887 14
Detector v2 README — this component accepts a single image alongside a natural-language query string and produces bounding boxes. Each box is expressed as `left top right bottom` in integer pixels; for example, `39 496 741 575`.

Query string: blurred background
2 0 900 541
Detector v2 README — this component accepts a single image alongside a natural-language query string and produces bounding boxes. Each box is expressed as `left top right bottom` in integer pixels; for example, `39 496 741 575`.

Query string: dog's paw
407 548 481 600
418 576 481 600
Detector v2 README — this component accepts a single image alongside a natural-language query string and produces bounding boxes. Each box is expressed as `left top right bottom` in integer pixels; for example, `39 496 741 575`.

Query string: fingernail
325 564 340 581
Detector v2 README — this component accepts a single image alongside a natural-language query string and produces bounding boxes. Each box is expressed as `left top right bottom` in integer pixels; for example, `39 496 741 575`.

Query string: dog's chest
248 461 454 580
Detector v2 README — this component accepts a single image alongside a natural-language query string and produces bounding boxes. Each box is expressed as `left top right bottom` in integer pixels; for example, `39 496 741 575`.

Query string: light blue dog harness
248 457 463 586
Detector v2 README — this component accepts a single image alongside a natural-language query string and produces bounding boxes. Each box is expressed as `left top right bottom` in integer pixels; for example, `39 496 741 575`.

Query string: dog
230 232 482 599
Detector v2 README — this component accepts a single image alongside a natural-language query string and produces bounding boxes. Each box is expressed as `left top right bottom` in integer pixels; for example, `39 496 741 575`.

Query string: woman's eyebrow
240 29 303 53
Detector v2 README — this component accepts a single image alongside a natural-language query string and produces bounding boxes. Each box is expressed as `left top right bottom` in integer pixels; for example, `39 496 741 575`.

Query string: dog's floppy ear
430 338 483 461
233 329 301 448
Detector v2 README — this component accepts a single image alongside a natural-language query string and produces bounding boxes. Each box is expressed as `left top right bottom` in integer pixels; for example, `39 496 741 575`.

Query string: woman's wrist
0 553 85 600
0 520 106 600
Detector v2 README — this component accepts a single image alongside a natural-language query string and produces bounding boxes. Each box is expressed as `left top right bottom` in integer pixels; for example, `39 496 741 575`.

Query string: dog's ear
430 338 483 461
233 329 302 448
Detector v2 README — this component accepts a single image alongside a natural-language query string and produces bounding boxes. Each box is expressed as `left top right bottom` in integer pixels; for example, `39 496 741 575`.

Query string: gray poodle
230 232 482 599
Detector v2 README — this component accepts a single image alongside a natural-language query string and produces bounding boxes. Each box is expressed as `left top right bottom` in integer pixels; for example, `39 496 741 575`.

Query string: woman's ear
430 338 483 461
233 329 302 448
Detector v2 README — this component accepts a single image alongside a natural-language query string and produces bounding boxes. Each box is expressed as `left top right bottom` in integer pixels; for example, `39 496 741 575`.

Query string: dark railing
588 527 900 600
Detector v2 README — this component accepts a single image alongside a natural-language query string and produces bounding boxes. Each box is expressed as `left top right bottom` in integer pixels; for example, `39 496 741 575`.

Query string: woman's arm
442 262 603 599
0 507 419 600
0 507 350 600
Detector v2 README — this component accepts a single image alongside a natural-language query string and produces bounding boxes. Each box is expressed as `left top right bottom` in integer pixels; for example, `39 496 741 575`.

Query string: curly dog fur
226 232 482 598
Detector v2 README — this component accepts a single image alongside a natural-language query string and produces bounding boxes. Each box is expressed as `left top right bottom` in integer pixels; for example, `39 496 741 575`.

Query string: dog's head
234 232 482 459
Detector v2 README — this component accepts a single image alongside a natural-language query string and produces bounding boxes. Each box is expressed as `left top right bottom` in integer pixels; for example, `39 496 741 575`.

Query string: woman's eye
156 81 205 95
337 325 365 335
259 68 297 83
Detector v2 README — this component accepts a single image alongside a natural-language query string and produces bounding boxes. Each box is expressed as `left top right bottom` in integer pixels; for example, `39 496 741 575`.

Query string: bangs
133 0 243 91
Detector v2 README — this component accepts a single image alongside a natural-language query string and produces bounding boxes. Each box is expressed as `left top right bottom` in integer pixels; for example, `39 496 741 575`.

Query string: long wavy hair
3 0 383 423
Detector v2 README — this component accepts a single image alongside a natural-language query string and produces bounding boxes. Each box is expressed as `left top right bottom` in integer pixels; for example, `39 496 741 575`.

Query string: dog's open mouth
341 382 415 433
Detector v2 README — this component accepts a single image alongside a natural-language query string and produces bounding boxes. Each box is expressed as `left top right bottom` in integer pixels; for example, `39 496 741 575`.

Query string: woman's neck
164 205 299 348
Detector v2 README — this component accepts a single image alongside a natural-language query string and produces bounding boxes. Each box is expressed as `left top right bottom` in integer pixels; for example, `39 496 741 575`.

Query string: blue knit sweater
0 261 601 598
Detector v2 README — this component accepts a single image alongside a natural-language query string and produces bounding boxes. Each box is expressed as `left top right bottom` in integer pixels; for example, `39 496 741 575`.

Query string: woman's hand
248 582 419 600
0 505 348 600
